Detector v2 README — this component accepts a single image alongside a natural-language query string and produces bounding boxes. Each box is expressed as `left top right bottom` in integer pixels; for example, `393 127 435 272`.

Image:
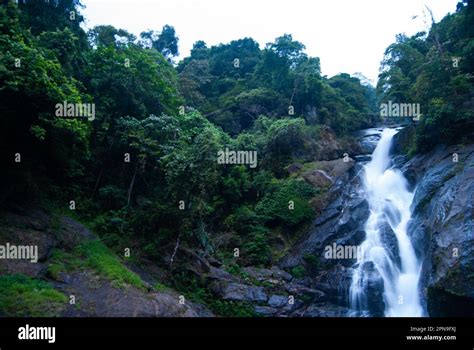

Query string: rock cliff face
279 126 473 317
394 134 474 316
279 130 379 316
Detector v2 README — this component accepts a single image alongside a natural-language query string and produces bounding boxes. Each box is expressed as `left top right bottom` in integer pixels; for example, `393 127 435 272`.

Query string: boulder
268 294 288 308
56 215 95 250
378 220 401 269
391 124 415 156
302 169 333 188
286 163 303 174
242 266 293 283
297 303 351 317
316 265 352 307
355 128 383 155
210 281 268 303
254 306 279 316
361 262 385 317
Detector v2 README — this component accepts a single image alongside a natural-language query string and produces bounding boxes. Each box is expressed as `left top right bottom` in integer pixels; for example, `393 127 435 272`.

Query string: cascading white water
350 128 423 317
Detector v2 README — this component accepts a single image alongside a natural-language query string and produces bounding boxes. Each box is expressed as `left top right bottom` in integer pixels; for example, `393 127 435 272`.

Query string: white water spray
350 128 423 317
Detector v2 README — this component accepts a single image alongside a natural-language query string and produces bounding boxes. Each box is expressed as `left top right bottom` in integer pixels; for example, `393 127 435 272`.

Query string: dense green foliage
177 35 376 135
378 0 474 151
0 0 378 272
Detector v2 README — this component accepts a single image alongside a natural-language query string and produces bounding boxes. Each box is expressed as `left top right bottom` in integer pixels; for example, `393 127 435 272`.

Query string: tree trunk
169 233 182 269
92 168 104 196
120 163 138 233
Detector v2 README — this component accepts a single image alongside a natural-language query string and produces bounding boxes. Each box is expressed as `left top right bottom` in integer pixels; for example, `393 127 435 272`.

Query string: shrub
241 228 271 266
256 179 315 227
291 265 306 279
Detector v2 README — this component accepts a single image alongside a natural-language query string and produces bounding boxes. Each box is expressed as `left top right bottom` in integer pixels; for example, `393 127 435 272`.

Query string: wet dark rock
268 294 288 308
125 258 169 289
210 281 268 303
280 181 369 271
391 155 409 173
207 266 238 282
284 283 325 302
207 255 223 267
378 220 401 269
305 125 351 161
55 272 73 284
391 124 415 156
242 266 293 283
354 155 372 162
254 306 279 316
427 287 474 317
355 128 383 155
0 227 55 274
1 208 51 232
57 215 95 250
391 134 474 316
336 200 369 236
287 163 303 174
270 266 293 282
336 229 365 247
362 262 385 317
277 145 371 317
0 260 47 279
303 169 334 188
316 265 352 307
297 303 350 317
168 247 211 277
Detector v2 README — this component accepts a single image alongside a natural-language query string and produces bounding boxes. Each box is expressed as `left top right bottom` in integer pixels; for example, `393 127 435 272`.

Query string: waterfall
350 128 424 317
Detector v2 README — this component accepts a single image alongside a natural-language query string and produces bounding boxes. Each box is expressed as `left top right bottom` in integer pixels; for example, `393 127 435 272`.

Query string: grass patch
0 274 67 317
75 240 145 290
47 249 81 279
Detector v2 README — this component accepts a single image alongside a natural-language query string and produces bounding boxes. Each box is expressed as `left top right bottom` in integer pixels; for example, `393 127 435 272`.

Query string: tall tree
140 25 179 60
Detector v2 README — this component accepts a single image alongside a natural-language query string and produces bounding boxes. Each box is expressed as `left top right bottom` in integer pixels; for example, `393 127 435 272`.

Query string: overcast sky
80 0 460 84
